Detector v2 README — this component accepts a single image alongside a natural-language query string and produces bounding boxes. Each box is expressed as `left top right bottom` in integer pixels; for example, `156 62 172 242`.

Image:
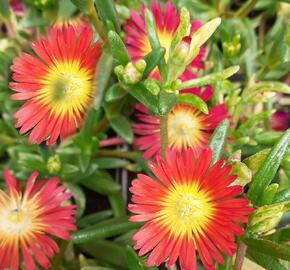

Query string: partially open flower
129 148 253 270
10 26 102 144
0 169 76 270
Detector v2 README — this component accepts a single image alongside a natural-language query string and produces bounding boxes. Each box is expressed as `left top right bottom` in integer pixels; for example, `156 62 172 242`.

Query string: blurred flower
270 110 289 131
133 88 229 159
124 1 205 79
53 17 90 36
9 0 24 14
129 148 253 270
0 169 76 270
10 26 102 144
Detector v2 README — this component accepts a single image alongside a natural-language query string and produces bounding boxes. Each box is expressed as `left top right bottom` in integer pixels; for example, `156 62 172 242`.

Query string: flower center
0 206 31 235
39 61 93 117
174 194 203 223
167 105 204 149
157 184 214 237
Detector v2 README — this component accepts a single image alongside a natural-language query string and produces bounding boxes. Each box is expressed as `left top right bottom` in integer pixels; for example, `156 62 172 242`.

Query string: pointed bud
123 62 142 85
134 59 147 73
249 203 286 234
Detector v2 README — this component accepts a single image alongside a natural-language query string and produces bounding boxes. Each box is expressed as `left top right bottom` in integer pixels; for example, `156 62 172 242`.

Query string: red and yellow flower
133 88 229 159
10 26 102 145
129 148 253 270
0 169 76 270
124 0 205 79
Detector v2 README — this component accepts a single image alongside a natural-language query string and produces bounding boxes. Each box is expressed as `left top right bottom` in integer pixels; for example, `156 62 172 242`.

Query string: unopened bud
47 155 62 174
231 161 252 187
222 34 241 58
134 59 146 73
144 78 160 95
243 149 270 176
123 62 142 84
230 150 242 162
173 40 190 63
114 65 125 81
249 203 285 234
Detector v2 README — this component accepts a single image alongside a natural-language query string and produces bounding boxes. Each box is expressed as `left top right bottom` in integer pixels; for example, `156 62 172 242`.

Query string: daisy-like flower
10 26 102 144
133 88 229 159
0 169 76 270
124 0 205 79
129 148 253 270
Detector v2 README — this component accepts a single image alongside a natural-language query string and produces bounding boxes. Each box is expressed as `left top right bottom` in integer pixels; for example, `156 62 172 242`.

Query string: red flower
0 169 76 270
133 88 229 159
270 110 289 131
129 148 253 270
124 0 205 79
10 26 102 145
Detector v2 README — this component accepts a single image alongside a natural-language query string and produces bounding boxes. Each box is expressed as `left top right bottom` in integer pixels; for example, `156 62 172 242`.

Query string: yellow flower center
38 61 93 118
168 105 204 150
156 183 214 238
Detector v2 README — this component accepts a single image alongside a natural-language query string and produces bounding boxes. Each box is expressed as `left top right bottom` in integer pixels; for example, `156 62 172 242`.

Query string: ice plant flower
0 169 76 270
128 148 253 270
270 110 289 131
133 88 229 159
124 1 205 79
10 26 102 144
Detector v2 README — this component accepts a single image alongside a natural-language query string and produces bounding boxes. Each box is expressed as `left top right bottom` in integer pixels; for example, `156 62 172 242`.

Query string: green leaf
71 0 94 12
177 94 208 114
244 238 290 261
95 0 120 32
108 31 131 66
105 83 127 102
77 210 113 228
254 131 284 145
81 171 121 195
130 82 159 114
247 129 290 205
273 188 290 203
208 119 230 165
158 91 176 115
65 183 86 218
95 157 129 169
94 50 114 109
258 183 279 205
142 48 166 79
109 115 133 143
267 227 290 243
72 217 140 244
126 246 144 270
247 249 288 270
78 240 127 268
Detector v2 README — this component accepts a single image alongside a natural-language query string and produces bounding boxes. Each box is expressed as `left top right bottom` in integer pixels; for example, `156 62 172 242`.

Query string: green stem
95 150 137 161
235 0 258 18
94 116 108 134
88 7 108 43
234 242 247 270
160 115 168 159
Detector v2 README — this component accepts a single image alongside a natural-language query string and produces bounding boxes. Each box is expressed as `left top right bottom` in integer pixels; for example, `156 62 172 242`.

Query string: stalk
234 242 247 270
159 115 169 159
88 7 108 43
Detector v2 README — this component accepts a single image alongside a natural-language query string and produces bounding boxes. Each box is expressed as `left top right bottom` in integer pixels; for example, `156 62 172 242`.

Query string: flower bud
231 161 252 187
172 40 190 63
243 149 270 176
47 155 62 174
123 62 142 85
134 59 146 73
144 78 160 95
222 34 241 58
248 203 285 234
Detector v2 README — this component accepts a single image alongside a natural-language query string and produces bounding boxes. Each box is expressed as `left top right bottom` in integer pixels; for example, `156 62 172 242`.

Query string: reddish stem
99 137 125 147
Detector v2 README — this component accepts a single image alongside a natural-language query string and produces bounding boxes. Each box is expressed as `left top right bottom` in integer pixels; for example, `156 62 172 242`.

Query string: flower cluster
1 0 288 270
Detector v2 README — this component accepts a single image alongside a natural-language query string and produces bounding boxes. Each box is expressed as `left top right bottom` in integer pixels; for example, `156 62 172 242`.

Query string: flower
270 110 289 131
9 0 24 14
0 169 76 270
128 148 253 270
10 26 102 145
124 1 205 79
133 88 229 159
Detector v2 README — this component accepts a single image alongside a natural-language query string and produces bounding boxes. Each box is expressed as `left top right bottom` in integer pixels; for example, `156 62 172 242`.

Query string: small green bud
144 78 160 95
231 161 252 187
114 65 125 81
249 203 285 234
222 34 241 58
230 150 242 162
47 155 62 174
115 4 130 22
134 59 147 73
